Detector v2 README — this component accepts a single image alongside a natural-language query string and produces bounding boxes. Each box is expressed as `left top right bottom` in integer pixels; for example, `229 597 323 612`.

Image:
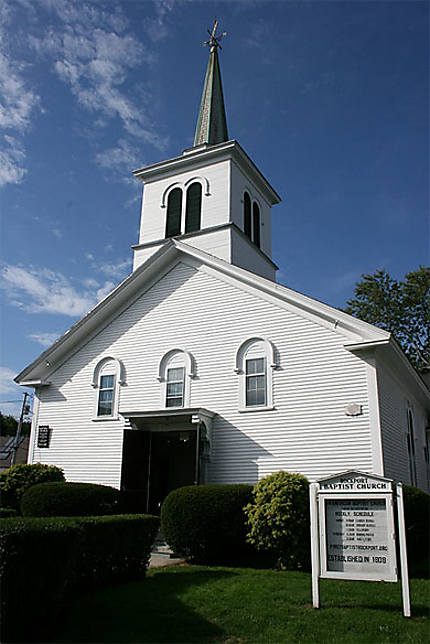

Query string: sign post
310 471 410 617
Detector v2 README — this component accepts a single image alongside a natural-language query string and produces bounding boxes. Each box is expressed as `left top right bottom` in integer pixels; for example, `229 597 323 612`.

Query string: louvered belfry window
165 188 182 238
185 182 202 234
244 192 252 239
253 202 260 248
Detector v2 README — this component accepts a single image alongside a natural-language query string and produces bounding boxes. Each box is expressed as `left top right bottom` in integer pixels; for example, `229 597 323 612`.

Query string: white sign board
310 471 410 617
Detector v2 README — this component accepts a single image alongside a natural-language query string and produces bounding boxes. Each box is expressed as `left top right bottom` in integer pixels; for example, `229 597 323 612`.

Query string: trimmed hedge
0 514 159 643
161 484 253 563
0 516 79 643
20 481 120 517
403 485 430 577
0 463 64 511
0 507 18 518
245 471 310 570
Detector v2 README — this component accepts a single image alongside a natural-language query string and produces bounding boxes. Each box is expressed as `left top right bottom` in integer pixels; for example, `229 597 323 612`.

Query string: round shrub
0 463 65 511
20 481 120 517
244 471 310 570
403 485 430 577
161 484 253 563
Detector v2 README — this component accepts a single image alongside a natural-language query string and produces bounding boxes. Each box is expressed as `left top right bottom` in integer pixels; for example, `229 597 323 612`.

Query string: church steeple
193 20 229 147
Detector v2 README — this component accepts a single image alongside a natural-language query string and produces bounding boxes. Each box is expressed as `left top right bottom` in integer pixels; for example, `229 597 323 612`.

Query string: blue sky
0 0 428 417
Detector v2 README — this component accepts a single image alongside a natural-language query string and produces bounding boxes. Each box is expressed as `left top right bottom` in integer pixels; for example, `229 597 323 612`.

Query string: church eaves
193 21 229 147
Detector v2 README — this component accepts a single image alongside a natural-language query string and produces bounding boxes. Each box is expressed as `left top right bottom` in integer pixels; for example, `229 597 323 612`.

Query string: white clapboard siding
377 363 430 491
31 261 374 487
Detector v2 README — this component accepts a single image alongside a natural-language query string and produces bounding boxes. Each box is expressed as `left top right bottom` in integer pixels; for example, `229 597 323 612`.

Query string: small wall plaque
37 425 51 448
345 403 363 416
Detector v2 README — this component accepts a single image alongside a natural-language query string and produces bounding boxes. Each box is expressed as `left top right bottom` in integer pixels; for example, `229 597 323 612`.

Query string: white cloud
97 258 131 280
96 281 116 301
144 0 175 43
0 261 126 318
0 4 40 187
0 52 39 131
0 135 27 186
27 332 59 347
0 264 106 316
95 138 143 176
29 2 167 158
0 367 17 395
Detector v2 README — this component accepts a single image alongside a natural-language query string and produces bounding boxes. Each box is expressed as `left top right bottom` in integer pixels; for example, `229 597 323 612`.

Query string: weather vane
203 19 227 52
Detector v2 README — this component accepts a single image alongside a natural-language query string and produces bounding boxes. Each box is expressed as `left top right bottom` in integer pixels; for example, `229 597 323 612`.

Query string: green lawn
56 565 429 643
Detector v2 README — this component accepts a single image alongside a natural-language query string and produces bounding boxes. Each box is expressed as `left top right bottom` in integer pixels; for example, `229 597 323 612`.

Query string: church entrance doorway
120 429 197 514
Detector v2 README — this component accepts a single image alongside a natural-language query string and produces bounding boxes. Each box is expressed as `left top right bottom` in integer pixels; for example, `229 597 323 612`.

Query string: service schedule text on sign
322 497 397 581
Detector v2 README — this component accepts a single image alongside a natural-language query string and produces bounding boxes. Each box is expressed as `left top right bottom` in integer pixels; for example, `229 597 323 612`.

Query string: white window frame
92 356 125 421
166 366 186 408
158 349 195 408
235 337 277 412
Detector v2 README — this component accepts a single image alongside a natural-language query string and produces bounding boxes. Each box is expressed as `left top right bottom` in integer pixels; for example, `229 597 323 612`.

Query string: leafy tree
345 266 430 374
0 412 30 436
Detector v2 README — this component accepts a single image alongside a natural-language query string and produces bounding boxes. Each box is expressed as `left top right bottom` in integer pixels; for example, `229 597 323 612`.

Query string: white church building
16 28 430 512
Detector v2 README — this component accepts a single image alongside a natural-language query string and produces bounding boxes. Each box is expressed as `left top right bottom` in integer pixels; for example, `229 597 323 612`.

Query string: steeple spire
193 20 229 147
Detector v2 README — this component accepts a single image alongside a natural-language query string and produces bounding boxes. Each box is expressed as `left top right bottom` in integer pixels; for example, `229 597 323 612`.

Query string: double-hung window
97 374 115 416
166 367 185 407
236 337 276 411
246 357 267 407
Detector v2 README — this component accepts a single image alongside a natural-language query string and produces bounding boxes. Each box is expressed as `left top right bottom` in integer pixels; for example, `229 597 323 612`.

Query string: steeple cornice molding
133 139 281 206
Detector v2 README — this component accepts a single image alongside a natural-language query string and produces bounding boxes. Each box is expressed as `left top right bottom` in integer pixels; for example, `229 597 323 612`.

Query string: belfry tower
132 21 280 281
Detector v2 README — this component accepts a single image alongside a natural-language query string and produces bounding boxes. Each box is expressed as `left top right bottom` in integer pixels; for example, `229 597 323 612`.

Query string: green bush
403 485 430 577
21 481 120 517
0 463 64 511
244 471 310 570
71 514 159 589
0 507 18 518
0 514 159 642
0 516 79 643
161 484 253 563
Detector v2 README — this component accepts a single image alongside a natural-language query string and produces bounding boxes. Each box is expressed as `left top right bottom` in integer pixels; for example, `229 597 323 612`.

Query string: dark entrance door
121 429 197 514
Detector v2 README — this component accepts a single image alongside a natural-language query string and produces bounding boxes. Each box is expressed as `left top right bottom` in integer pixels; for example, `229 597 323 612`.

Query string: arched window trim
160 177 210 209
184 176 210 196
92 356 124 421
161 182 183 209
158 349 195 408
92 356 126 388
235 338 277 412
161 178 209 239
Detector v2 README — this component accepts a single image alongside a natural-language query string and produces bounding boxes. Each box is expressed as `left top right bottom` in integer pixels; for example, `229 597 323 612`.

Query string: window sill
238 406 275 413
92 416 120 422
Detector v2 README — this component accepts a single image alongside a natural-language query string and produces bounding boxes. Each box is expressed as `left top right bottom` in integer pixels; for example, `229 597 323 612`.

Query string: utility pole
11 392 30 466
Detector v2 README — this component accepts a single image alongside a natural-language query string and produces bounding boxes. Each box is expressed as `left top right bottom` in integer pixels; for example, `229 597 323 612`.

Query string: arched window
235 338 277 411
243 192 252 239
165 188 182 238
185 182 202 234
253 202 260 248
158 349 195 408
92 357 125 419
